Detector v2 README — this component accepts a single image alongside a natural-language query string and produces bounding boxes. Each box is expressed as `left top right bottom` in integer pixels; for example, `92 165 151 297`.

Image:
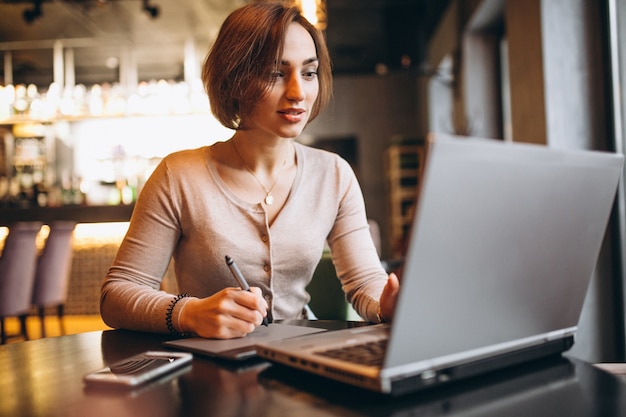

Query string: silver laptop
256 133 624 395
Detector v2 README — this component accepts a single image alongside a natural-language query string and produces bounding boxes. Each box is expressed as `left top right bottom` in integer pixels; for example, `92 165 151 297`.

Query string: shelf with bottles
0 78 211 126
0 79 236 211
0 122 65 209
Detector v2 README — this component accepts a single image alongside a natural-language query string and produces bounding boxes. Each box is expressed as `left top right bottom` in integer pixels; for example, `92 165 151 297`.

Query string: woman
100 1 399 340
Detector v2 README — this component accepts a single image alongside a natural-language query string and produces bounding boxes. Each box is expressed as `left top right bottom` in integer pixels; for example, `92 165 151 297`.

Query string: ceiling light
105 56 119 69
299 0 326 30
142 0 159 19
23 0 43 24
283 0 327 30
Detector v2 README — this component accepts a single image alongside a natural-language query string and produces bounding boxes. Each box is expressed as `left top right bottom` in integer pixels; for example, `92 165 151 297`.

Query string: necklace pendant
264 193 274 205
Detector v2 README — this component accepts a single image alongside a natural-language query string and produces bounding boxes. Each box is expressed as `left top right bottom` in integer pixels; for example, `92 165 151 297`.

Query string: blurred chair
32 221 76 338
307 251 361 320
0 221 43 344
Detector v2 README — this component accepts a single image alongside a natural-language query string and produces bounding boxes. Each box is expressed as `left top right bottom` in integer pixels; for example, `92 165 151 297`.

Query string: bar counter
0 204 134 226
1 320 626 417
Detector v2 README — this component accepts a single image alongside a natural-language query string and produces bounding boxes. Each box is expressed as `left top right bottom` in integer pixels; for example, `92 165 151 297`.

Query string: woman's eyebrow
279 57 319 66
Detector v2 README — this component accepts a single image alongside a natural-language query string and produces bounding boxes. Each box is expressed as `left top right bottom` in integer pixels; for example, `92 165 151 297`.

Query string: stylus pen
225 255 269 326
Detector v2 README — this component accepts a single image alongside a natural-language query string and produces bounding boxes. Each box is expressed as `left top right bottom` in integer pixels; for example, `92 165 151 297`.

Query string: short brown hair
202 1 333 130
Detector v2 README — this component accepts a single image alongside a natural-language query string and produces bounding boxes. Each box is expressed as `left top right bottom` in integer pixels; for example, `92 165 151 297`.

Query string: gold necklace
231 140 287 205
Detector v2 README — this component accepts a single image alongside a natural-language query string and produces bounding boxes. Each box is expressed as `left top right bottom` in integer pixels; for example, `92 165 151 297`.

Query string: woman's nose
286 75 305 101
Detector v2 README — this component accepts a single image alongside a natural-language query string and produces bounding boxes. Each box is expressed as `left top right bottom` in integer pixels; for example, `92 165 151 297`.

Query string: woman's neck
230 133 295 173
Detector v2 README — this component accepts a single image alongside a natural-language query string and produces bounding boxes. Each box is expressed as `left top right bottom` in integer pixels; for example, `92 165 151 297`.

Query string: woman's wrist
166 293 191 336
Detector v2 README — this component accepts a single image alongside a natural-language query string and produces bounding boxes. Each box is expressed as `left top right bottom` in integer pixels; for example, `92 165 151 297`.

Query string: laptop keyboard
315 339 388 367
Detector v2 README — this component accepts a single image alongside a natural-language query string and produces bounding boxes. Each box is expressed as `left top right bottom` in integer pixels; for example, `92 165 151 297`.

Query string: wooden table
1 321 626 417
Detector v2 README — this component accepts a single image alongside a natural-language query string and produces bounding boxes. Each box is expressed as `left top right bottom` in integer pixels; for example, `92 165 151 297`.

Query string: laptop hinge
546 326 576 341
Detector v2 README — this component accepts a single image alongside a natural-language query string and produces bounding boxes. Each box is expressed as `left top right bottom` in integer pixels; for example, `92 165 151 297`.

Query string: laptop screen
385 134 624 368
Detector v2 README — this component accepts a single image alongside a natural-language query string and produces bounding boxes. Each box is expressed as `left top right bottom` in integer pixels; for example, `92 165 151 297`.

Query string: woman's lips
278 108 306 123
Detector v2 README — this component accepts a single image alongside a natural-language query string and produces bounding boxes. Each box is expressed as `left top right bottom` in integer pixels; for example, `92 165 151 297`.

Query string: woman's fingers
180 287 268 339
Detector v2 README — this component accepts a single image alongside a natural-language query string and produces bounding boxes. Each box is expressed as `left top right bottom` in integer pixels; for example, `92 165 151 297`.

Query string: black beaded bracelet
166 293 190 337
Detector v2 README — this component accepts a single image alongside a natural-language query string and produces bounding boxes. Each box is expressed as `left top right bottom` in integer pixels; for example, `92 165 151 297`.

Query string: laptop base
390 335 574 396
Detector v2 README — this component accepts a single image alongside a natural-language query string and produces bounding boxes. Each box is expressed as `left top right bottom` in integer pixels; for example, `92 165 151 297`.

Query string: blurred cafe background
2 0 626 367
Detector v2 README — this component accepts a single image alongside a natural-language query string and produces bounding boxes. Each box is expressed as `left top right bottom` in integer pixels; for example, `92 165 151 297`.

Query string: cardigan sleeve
100 155 186 334
326 158 388 322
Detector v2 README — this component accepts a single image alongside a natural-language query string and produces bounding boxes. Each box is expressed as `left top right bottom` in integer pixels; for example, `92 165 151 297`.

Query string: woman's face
247 22 320 140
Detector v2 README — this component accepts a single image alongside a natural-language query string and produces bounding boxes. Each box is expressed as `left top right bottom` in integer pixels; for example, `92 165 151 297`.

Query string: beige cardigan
100 142 387 334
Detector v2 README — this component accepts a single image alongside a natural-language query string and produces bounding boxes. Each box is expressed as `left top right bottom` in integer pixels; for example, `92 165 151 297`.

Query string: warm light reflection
36 224 49 249
16 332 107 416
0 224 48 251
73 222 129 247
0 222 129 252
300 0 318 26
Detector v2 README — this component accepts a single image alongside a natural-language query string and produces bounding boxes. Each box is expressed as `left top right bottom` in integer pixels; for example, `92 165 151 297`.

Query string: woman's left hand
379 273 400 322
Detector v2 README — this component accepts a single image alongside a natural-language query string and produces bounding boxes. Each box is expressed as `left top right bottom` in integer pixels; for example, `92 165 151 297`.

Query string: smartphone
83 350 193 388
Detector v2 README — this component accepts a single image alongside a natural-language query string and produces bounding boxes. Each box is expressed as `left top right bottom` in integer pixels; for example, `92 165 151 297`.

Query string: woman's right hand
178 287 268 339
